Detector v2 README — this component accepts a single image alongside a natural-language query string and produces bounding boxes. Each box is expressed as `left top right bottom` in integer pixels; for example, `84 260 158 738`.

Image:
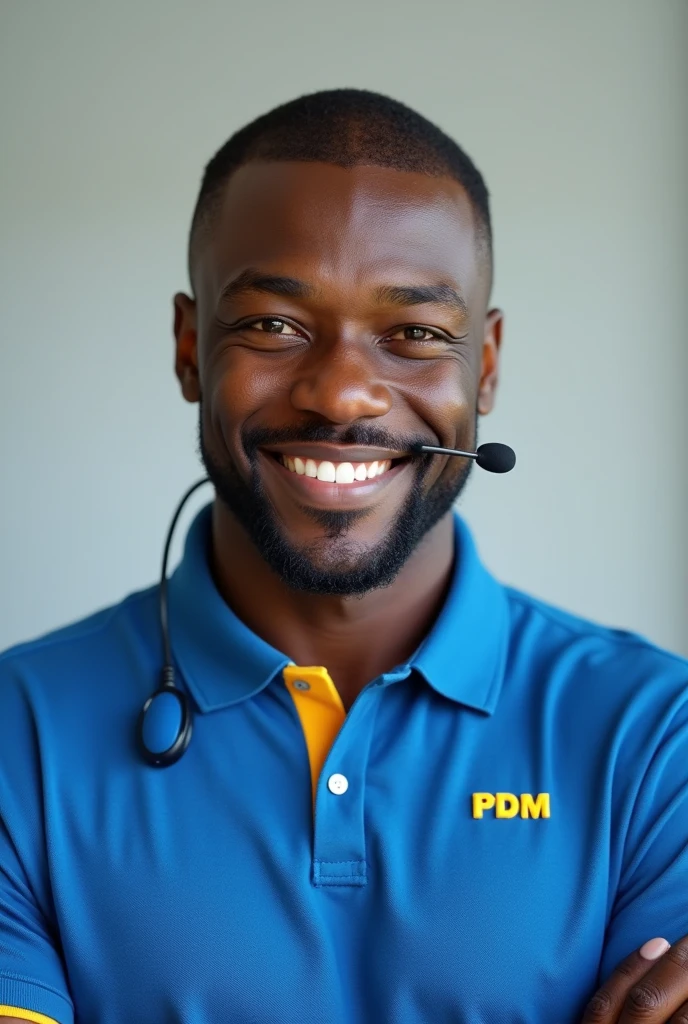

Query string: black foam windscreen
475 443 516 474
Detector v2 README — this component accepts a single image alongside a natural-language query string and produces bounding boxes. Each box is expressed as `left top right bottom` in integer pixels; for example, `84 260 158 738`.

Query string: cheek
411 358 477 441
203 351 282 456
199 358 241 449
204 348 270 419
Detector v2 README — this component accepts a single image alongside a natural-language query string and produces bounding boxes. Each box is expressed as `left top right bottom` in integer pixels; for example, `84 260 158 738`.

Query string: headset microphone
413 441 516 474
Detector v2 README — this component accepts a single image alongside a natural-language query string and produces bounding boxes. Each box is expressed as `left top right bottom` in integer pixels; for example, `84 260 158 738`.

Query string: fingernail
640 937 670 959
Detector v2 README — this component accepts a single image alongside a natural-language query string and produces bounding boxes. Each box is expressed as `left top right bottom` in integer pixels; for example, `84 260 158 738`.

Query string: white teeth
279 455 394 482
335 462 355 484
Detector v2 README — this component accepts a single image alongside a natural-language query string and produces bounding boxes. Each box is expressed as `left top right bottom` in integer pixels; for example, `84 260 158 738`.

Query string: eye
386 325 447 344
244 317 302 336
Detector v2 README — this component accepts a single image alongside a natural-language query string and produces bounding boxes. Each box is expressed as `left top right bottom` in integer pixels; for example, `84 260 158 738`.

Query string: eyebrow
219 269 311 304
373 283 468 317
218 268 468 317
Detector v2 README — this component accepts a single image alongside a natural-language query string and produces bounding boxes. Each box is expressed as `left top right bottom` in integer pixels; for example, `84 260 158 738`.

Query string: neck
209 502 456 708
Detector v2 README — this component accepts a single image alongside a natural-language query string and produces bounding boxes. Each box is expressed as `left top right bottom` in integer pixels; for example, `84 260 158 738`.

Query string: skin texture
174 160 502 710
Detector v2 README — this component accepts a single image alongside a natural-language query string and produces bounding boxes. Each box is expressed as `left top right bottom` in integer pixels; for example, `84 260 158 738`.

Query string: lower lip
259 451 412 508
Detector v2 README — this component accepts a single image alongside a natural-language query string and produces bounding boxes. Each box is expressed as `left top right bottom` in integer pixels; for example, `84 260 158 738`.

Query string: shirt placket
283 664 411 888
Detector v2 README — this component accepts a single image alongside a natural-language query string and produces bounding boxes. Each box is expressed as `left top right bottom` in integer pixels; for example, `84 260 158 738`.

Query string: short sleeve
598 685 688 983
0 662 74 1024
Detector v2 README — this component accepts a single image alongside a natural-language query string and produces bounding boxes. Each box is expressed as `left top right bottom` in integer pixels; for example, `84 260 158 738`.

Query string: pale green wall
1 0 686 654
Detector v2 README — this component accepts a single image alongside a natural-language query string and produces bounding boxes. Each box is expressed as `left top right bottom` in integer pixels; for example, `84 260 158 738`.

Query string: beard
197 402 476 597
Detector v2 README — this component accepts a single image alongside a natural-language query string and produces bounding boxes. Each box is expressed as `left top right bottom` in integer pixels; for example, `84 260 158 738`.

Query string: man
1 88 687 1023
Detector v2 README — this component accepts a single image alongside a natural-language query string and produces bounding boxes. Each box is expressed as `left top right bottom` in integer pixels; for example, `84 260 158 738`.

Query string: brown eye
387 325 444 343
251 318 300 336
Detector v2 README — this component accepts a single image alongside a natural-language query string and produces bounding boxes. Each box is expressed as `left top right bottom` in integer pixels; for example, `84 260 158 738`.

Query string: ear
477 308 504 416
173 293 200 403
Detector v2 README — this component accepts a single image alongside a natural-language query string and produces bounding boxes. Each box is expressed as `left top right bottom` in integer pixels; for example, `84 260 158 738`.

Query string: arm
573 672 688 1022
0 664 74 1024
597 691 688 978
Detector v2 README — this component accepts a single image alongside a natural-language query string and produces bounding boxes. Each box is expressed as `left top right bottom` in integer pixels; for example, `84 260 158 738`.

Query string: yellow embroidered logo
472 792 551 819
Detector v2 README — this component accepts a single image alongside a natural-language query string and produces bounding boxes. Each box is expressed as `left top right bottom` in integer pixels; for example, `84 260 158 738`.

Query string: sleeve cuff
0 975 72 1024
0 1007 59 1024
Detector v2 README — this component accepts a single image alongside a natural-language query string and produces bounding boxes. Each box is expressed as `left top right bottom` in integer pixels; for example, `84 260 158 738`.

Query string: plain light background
1 0 686 656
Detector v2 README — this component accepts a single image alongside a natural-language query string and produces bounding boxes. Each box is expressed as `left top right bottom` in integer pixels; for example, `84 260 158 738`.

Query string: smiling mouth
259 448 413 507
266 450 409 483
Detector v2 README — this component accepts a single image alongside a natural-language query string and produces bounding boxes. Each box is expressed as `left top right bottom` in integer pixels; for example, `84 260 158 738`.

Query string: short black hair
188 87 492 288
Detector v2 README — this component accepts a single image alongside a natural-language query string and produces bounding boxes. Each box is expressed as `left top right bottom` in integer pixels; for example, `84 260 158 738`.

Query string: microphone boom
414 442 515 474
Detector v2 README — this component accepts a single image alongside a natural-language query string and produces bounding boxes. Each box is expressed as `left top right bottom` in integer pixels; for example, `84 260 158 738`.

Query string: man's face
174 160 502 596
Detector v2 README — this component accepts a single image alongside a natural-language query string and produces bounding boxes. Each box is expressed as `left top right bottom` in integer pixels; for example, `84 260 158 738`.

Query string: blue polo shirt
1 504 687 1024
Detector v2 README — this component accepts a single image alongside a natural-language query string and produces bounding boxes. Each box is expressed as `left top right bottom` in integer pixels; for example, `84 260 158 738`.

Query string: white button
293 679 310 691
328 773 349 795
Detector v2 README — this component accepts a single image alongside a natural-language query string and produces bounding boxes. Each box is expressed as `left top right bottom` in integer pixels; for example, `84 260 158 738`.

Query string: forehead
194 161 483 302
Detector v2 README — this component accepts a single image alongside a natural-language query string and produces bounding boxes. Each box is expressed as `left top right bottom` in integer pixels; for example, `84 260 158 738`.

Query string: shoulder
0 586 160 809
501 584 688 728
0 585 159 693
504 584 686 672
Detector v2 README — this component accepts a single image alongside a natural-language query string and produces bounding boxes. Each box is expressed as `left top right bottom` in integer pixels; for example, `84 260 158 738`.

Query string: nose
289 339 393 423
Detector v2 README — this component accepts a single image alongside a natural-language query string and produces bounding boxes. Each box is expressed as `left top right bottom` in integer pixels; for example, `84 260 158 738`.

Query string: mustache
241 426 430 461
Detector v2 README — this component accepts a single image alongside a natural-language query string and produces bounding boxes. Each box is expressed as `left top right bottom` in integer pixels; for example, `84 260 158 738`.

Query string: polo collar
410 514 509 714
168 504 508 716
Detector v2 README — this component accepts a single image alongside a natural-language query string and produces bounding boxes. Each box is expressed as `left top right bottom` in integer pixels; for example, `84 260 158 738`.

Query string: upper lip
260 443 410 463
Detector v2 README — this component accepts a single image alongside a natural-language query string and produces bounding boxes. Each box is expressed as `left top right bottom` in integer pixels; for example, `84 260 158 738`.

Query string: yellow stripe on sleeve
0 1006 60 1023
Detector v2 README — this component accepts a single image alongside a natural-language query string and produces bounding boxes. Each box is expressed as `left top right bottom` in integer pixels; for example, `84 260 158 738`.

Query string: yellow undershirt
282 664 348 806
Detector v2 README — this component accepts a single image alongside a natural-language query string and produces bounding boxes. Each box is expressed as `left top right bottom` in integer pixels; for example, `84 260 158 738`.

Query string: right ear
173 292 200 403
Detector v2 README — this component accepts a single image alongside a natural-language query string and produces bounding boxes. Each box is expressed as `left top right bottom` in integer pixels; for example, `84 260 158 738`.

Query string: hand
580 936 688 1022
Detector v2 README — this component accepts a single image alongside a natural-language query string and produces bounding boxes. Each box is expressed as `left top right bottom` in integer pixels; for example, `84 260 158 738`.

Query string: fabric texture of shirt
1 504 687 1023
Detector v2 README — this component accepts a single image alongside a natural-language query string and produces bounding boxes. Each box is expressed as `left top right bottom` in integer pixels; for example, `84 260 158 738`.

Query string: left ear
173 292 200 404
477 308 504 416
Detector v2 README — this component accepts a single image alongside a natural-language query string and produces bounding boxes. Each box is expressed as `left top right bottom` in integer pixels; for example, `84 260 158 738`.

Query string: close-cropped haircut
188 88 492 289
